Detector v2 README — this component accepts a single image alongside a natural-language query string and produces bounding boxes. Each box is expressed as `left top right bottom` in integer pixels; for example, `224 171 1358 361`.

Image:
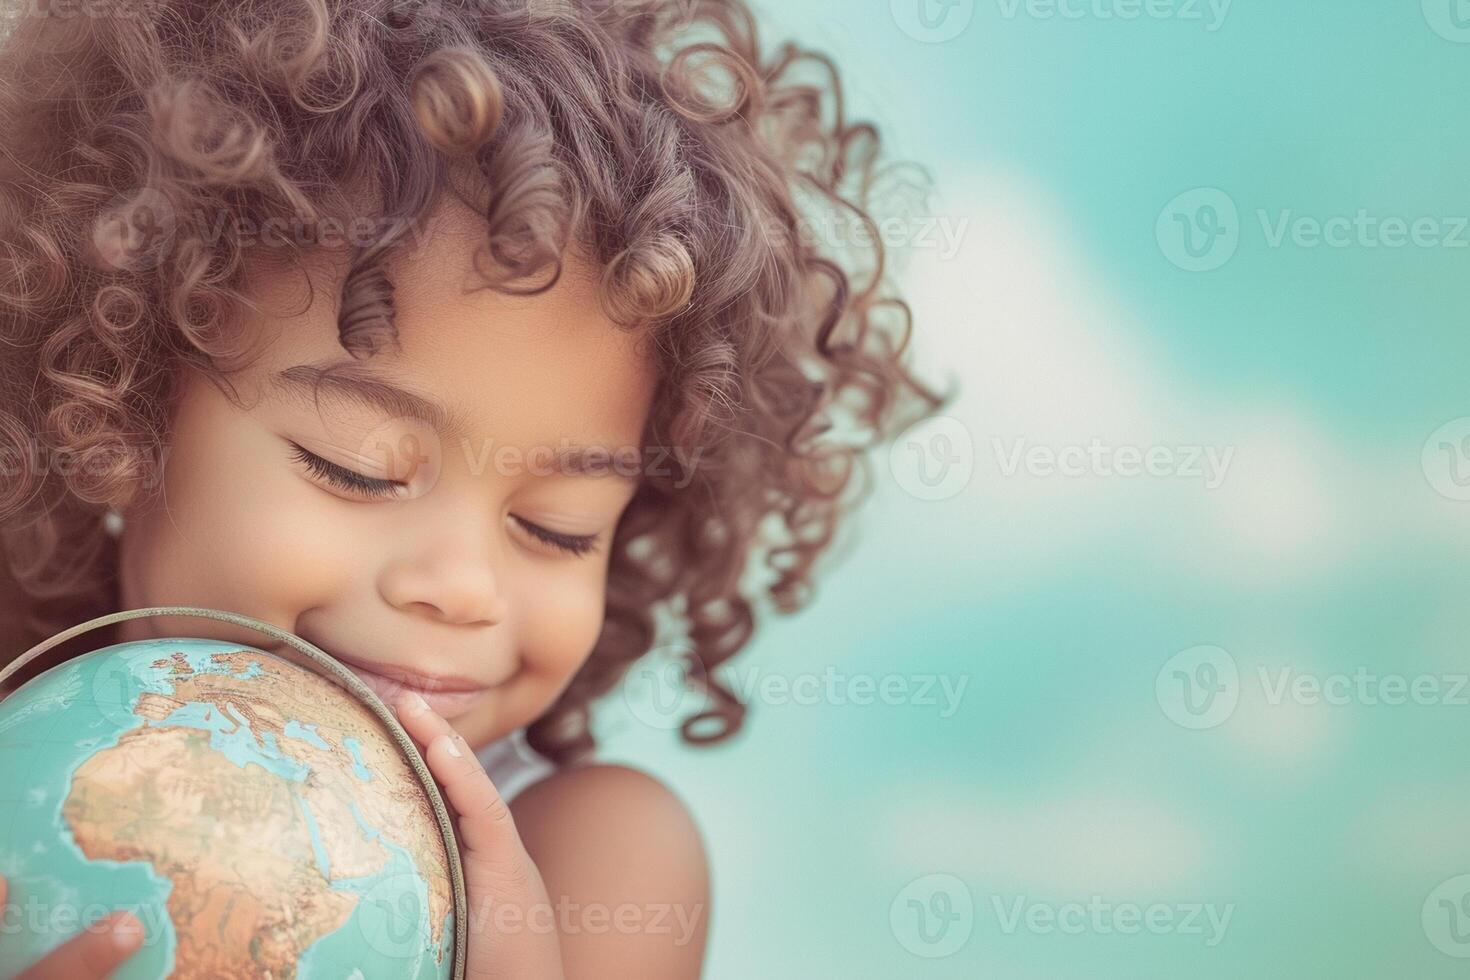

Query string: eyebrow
272 360 475 442
269 360 641 483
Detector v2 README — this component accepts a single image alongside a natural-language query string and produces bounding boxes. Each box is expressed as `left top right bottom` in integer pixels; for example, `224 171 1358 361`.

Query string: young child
0 0 943 975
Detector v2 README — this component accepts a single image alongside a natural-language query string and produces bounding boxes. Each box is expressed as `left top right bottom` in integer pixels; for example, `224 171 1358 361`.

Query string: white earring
103 507 125 538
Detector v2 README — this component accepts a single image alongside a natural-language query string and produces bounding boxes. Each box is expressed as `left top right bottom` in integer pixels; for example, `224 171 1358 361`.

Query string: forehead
237 200 658 451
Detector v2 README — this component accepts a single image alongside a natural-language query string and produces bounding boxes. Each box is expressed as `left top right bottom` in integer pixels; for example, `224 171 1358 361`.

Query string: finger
391 692 520 857
389 688 451 750
16 910 143 980
390 695 564 979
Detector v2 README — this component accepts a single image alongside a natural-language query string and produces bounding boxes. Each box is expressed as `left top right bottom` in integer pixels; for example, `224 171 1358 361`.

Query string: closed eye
288 442 402 499
291 440 601 555
511 516 600 557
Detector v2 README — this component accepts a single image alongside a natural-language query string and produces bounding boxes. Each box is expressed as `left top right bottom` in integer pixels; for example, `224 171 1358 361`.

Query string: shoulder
509 763 709 898
509 764 710 980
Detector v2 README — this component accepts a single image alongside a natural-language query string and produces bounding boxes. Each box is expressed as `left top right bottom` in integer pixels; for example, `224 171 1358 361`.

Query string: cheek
514 562 609 684
120 386 355 620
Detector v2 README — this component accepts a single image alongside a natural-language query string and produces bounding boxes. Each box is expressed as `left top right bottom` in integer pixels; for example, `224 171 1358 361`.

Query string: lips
293 637 493 719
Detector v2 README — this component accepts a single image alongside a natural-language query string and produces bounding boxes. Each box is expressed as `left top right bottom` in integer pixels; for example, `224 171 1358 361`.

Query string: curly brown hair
0 0 947 764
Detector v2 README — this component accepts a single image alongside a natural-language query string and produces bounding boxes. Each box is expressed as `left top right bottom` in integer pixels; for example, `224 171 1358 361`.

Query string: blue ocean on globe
0 638 455 979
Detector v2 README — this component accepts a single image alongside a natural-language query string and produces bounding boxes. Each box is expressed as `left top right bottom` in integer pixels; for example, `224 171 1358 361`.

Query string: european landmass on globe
0 638 456 979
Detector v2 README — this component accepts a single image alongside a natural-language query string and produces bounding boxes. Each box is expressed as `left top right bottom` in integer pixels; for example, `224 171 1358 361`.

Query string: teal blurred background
602 2 1470 978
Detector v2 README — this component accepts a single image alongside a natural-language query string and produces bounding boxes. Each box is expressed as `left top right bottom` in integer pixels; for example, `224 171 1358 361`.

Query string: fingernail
443 734 463 758
398 691 429 717
111 912 142 949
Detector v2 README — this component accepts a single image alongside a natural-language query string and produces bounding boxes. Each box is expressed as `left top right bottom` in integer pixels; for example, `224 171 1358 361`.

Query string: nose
377 515 509 627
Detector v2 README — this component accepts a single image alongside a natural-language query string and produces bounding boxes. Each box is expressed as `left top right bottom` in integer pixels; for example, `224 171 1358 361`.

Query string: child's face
113 199 657 750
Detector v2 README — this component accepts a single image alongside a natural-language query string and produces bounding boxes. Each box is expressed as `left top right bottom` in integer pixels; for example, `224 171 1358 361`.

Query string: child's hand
0 873 144 979
392 692 566 980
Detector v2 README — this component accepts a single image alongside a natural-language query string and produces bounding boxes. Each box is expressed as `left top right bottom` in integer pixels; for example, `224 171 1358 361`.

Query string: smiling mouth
339 660 490 718
273 637 496 719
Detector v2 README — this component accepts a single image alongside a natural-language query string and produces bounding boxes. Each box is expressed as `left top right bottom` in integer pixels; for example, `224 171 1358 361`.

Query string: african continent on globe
0 638 456 979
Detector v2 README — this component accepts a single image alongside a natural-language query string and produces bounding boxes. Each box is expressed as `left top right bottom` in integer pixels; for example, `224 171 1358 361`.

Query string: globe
0 637 457 979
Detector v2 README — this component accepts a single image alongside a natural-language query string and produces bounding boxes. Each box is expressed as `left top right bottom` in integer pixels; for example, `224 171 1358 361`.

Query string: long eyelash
290 442 598 555
514 517 600 557
288 442 400 499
